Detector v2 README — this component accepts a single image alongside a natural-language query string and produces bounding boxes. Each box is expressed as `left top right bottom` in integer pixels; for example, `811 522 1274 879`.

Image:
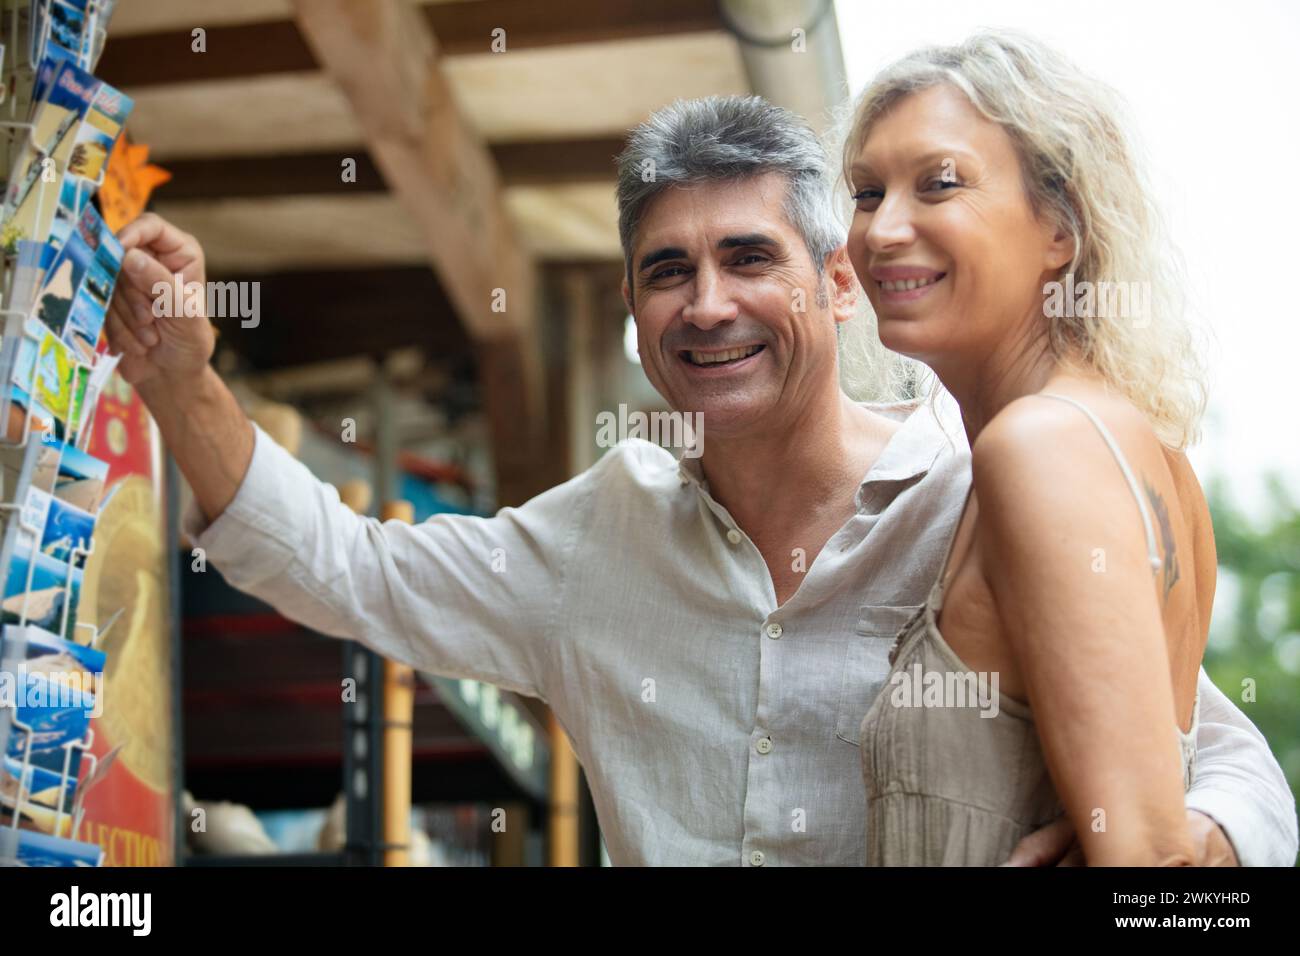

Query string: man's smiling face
623 173 849 439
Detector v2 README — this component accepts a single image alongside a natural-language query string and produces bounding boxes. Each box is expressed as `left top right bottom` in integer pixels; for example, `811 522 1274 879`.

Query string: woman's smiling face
846 84 1071 369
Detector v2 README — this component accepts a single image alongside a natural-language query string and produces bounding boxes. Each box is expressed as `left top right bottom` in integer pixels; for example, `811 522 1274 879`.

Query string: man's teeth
880 275 942 292
689 345 762 365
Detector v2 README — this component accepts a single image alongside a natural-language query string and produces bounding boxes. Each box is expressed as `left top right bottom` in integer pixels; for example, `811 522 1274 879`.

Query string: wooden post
548 712 581 866
380 500 416 867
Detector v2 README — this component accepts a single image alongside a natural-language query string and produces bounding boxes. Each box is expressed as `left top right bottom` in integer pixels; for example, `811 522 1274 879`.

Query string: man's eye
733 254 767 266
650 266 688 281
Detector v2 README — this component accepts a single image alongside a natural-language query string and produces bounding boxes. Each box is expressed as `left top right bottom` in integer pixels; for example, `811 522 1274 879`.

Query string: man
106 96 1297 866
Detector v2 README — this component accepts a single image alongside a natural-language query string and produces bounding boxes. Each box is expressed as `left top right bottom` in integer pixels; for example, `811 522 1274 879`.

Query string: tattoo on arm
1143 479 1181 602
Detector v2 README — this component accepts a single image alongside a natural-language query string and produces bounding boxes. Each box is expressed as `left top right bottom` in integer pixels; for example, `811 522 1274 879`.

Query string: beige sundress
859 392 1199 866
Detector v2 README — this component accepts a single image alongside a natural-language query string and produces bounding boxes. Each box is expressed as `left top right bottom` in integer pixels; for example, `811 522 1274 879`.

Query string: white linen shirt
184 392 1298 866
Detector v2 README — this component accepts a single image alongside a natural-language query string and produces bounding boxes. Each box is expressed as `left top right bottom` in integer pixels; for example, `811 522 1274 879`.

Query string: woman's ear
1043 221 1076 273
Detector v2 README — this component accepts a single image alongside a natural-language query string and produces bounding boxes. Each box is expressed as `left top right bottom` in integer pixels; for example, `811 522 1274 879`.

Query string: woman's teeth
688 345 762 365
880 275 943 292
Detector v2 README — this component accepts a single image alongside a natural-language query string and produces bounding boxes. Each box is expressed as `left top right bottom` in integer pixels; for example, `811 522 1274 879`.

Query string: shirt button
765 622 783 640
756 736 772 754
750 850 765 866
726 528 742 544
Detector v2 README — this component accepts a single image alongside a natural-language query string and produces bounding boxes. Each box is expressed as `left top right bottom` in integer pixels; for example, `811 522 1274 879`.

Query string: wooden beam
123 73 361 160
424 0 725 55
120 37 744 158
156 153 388 201
491 138 625 186
150 194 430 272
99 0 724 87
153 138 624 201
97 21 317 88
292 0 546 503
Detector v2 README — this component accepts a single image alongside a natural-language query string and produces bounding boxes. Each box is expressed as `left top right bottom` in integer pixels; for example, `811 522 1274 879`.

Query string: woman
843 31 1212 865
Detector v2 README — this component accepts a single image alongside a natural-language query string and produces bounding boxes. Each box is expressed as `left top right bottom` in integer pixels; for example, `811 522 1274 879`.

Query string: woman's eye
852 188 883 210
925 178 961 192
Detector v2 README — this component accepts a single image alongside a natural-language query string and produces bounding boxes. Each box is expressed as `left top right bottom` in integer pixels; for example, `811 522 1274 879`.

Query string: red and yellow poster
75 370 174 866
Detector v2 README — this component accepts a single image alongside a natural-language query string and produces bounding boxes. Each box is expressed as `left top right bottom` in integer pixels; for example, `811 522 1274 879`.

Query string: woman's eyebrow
852 147 976 181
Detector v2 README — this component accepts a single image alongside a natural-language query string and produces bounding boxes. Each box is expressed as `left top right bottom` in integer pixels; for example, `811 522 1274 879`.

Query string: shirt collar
674 389 966 496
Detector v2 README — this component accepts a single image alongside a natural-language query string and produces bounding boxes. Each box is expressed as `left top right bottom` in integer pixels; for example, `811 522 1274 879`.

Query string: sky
834 0 1300 521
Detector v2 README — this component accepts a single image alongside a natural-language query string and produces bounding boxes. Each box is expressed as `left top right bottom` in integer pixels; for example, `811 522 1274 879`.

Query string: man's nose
682 267 739 330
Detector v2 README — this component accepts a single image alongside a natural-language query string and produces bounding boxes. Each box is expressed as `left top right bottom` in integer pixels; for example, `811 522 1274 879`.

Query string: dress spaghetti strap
1034 393 1163 575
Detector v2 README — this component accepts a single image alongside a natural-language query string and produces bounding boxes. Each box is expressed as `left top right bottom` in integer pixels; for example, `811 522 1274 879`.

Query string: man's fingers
120 285 161 347
121 248 176 296
106 301 148 358
118 213 201 275
118 212 185 256
1004 814 1074 866
1055 843 1086 867
1187 810 1238 867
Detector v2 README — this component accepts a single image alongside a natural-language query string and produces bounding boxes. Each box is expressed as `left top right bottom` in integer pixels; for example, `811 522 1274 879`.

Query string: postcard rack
0 0 121 868
0 0 110 290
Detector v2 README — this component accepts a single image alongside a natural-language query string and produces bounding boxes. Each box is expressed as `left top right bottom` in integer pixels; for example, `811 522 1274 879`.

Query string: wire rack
0 0 112 865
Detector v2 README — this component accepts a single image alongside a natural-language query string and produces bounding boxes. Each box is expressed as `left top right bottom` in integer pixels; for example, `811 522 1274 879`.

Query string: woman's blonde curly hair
834 29 1208 449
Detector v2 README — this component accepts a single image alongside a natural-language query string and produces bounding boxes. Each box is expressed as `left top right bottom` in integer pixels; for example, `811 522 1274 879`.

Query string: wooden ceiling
99 0 750 268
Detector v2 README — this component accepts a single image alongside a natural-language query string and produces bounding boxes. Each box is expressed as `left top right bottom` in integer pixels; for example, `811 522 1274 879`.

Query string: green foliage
1205 475 1300 865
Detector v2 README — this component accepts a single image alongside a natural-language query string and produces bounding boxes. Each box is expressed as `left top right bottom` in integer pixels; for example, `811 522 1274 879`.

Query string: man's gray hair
616 95 846 298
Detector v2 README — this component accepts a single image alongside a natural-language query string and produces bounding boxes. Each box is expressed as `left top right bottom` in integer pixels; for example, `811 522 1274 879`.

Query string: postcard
51 443 104 514
1 622 104 757
39 492 94 567
4 828 101 866
67 80 132 184
10 317 78 433
3 58 98 246
31 217 94 336
2 526 82 642
63 208 121 362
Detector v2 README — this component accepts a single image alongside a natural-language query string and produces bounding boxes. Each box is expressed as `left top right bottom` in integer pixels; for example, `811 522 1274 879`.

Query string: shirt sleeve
1185 667 1299 866
182 423 593 701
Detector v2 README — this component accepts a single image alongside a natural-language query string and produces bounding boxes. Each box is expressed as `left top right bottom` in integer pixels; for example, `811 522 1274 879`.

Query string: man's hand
1003 810 1240 866
106 212 215 390
106 212 254 525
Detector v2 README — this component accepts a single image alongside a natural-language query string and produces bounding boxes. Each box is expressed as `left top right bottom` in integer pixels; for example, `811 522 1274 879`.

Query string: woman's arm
972 399 1195 866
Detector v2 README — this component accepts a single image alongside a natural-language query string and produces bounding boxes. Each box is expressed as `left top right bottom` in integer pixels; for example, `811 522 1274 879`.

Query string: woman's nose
864 193 917 253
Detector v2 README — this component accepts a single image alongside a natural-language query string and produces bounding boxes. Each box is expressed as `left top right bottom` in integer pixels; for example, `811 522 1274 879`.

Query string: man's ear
621 276 634 316
825 246 859 325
